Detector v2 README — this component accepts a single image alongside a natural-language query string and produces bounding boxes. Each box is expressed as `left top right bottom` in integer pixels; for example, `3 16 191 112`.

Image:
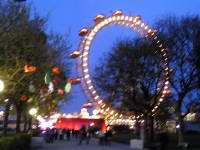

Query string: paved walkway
37 138 133 150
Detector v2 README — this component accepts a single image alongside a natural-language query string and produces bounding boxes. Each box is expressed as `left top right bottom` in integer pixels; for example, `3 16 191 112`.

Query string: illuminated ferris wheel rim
76 10 170 121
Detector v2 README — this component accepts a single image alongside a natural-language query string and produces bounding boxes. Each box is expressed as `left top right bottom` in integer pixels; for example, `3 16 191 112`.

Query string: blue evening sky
31 0 200 113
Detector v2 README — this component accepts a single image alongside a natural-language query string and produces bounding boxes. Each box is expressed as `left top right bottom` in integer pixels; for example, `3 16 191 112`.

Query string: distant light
0 80 4 92
4 99 9 102
93 109 99 115
29 108 37 116
90 122 94 126
176 124 180 129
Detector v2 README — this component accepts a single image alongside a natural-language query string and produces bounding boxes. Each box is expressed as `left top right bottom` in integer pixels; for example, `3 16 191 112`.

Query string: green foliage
0 0 70 112
0 0 71 133
0 134 31 150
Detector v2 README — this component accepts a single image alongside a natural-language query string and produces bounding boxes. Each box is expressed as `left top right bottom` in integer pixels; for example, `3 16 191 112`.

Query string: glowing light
92 90 97 94
29 108 37 116
0 80 4 92
88 85 93 90
98 100 102 104
92 109 99 116
110 110 114 115
83 57 88 61
83 68 89 73
83 63 88 67
84 74 90 79
4 99 9 102
176 124 180 129
106 108 110 112
94 95 99 100
48 82 54 93
90 122 95 126
69 50 80 58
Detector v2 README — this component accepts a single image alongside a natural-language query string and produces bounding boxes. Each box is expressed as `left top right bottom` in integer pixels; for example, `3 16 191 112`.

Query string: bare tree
156 15 200 143
94 38 165 143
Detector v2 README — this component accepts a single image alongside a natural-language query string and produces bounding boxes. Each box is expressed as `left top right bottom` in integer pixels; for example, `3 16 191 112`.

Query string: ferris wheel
70 10 170 125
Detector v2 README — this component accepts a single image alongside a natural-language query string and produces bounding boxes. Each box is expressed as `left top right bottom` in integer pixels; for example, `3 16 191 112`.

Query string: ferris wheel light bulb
161 48 165 52
112 16 116 21
120 15 125 20
144 25 148 30
83 57 88 61
84 74 90 79
83 63 88 67
98 100 102 104
154 36 158 40
165 81 169 85
141 23 145 28
94 95 99 100
83 69 88 73
92 90 96 94
93 27 98 33
104 19 109 25
88 86 93 89
164 86 168 90
125 16 129 21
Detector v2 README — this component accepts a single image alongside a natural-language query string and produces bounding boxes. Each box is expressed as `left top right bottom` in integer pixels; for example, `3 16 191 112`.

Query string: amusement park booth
54 117 106 131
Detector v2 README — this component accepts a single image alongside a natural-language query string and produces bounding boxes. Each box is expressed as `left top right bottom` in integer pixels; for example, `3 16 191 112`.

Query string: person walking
104 129 112 146
86 127 91 144
66 129 71 141
78 125 87 145
98 130 105 145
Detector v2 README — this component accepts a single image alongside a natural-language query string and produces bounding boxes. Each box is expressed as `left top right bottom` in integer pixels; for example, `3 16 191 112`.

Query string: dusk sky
31 0 200 113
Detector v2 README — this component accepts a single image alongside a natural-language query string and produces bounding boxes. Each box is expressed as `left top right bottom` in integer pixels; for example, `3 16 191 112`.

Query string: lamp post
28 108 38 132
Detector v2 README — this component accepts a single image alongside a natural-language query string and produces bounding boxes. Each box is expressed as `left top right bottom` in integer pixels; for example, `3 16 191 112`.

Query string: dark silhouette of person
66 129 71 141
86 127 91 144
54 128 58 140
104 129 112 145
49 128 54 143
79 125 87 145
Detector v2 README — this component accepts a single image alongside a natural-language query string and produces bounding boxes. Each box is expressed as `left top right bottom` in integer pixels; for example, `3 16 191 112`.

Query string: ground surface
37 138 133 150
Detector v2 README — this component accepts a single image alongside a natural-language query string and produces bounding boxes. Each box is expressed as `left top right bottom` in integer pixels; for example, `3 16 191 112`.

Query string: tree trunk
27 116 32 132
23 113 28 132
149 116 154 142
143 115 148 145
3 102 11 135
177 112 184 144
135 119 141 137
16 107 22 133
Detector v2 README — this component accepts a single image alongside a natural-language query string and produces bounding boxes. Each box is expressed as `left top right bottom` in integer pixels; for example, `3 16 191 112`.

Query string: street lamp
29 108 37 116
0 79 4 92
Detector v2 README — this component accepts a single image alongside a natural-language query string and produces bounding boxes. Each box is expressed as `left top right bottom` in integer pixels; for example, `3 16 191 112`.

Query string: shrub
0 134 31 150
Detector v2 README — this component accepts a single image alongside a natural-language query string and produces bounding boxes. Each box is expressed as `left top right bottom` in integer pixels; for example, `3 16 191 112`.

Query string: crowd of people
43 125 113 146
